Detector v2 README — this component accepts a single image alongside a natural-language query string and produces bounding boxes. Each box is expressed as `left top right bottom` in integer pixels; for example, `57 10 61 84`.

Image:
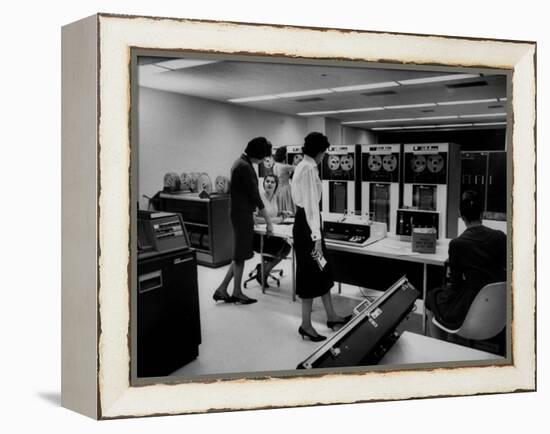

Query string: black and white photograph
133 53 510 379
55 9 538 423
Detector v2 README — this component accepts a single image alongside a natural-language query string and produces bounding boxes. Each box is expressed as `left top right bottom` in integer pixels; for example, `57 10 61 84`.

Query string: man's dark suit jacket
427 225 507 329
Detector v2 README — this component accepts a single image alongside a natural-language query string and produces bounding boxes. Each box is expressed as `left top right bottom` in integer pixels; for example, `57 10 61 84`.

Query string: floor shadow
37 391 61 407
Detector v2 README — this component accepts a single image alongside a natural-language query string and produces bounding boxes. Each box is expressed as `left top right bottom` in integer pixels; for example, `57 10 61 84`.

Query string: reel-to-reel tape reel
409 154 445 174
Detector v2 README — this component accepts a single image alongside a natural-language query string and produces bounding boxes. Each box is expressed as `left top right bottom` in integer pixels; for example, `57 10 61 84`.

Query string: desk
255 224 450 333
380 331 502 365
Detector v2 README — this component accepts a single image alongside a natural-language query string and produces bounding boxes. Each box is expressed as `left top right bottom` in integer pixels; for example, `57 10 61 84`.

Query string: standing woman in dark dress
213 137 274 305
291 132 351 341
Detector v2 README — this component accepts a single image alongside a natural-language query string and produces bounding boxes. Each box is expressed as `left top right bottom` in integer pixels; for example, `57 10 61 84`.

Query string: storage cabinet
159 193 233 267
137 248 200 377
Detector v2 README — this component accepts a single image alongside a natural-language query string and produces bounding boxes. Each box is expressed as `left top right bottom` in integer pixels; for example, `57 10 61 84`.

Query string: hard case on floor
297 276 419 369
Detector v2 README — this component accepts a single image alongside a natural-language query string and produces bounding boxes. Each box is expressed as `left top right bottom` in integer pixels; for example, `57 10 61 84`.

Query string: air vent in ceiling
295 97 325 102
361 90 397 97
488 104 504 109
421 109 435 113
446 80 488 89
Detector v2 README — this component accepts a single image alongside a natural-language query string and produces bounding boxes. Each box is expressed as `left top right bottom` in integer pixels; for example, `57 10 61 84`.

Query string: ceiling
138 56 508 132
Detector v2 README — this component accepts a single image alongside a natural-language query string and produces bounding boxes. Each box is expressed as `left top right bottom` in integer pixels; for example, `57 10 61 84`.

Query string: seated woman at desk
426 190 507 335
253 174 292 286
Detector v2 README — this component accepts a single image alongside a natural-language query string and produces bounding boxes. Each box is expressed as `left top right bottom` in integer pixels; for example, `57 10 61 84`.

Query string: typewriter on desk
323 214 387 247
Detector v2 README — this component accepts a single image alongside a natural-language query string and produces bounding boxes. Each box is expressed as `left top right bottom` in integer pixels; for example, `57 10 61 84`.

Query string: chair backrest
458 282 507 340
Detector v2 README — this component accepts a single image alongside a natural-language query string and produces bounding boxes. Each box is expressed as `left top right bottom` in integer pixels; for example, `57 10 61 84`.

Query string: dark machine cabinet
460 151 506 220
159 193 233 267
137 248 201 378
486 152 507 216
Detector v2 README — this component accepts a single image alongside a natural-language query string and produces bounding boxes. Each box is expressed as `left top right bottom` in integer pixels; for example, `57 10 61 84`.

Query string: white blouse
291 154 322 241
258 189 279 218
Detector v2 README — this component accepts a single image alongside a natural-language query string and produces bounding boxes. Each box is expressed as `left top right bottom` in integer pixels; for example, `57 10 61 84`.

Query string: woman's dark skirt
230 211 254 261
292 206 334 299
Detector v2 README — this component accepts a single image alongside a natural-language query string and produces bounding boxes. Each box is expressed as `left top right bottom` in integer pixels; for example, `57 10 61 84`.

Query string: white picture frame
61 13 536 419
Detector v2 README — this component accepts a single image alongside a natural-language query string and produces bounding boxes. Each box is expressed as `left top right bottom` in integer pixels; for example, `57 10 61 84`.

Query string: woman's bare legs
321 292 347 322
300 298 323 337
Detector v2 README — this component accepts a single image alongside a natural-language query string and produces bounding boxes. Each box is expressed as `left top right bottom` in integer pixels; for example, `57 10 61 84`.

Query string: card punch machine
137 210 190 256
323 216 387 248
297 276 419 369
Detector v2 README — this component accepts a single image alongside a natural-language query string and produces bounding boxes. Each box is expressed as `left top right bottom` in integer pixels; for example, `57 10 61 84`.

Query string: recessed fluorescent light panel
459 113 507 119
437 98 498 106
337 107 385 113
397 74 480 85
474 122 507 126
155 59 220 70
417 115 459 120
384 103 436 110
277 89 334 98
297 110 339 116
330 81 400 92
228 95 281 103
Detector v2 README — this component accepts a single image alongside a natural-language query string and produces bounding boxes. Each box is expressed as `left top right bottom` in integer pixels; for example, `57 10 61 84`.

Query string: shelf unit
158 192 233 267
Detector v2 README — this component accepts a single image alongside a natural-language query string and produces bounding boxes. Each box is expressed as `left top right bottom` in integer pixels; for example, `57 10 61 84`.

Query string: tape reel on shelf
215 175 230 193
198 173 212 194
163 172 181 192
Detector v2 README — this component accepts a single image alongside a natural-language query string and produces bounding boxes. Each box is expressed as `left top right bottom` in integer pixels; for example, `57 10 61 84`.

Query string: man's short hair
460 190 483 222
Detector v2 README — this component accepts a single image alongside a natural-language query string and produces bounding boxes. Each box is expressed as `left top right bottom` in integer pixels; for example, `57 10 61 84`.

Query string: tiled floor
171 253 423 379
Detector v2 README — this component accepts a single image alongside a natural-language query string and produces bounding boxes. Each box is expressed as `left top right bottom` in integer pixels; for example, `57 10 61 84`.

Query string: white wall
343 126 377 145
138 87 307 207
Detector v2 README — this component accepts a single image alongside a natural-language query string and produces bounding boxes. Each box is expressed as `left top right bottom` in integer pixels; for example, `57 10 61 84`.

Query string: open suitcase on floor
297 276 420 369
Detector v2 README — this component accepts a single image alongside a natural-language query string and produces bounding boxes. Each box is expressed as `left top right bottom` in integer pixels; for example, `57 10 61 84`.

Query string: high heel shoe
298 326 326 342
230 295 257 305
326 314 353 330
213 291 234 303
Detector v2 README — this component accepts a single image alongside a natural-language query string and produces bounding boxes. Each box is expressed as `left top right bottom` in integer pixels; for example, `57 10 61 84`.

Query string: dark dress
229 154 265 261
293 206 334 299
426 225 507 329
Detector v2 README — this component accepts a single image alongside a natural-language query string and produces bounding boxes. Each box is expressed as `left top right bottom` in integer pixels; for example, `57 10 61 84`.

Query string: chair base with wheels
243 263 283 288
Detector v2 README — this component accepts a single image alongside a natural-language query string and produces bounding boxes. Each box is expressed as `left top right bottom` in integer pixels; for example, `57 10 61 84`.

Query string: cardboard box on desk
411 228 437 253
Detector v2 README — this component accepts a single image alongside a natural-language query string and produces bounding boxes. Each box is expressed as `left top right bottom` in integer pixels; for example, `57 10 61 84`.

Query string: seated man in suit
426 190 507 337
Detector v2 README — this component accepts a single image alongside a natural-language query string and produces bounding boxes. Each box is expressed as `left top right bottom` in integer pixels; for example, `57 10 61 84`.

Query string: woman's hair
263 174 279 193
302 132 330 158
460 190 483 222
245 137 272 160
274 146 287 163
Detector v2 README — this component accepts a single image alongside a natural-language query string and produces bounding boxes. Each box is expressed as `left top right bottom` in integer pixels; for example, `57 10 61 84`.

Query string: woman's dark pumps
231 295 257 305
213 291 233 303
298 326 326 342
326 314 353 330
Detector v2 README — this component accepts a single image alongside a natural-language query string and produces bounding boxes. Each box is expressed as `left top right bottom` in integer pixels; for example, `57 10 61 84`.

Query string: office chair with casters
243 263 284 288
431 281 506 341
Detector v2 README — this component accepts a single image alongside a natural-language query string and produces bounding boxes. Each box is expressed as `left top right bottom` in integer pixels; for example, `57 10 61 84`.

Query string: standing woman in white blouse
291 132 351 341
